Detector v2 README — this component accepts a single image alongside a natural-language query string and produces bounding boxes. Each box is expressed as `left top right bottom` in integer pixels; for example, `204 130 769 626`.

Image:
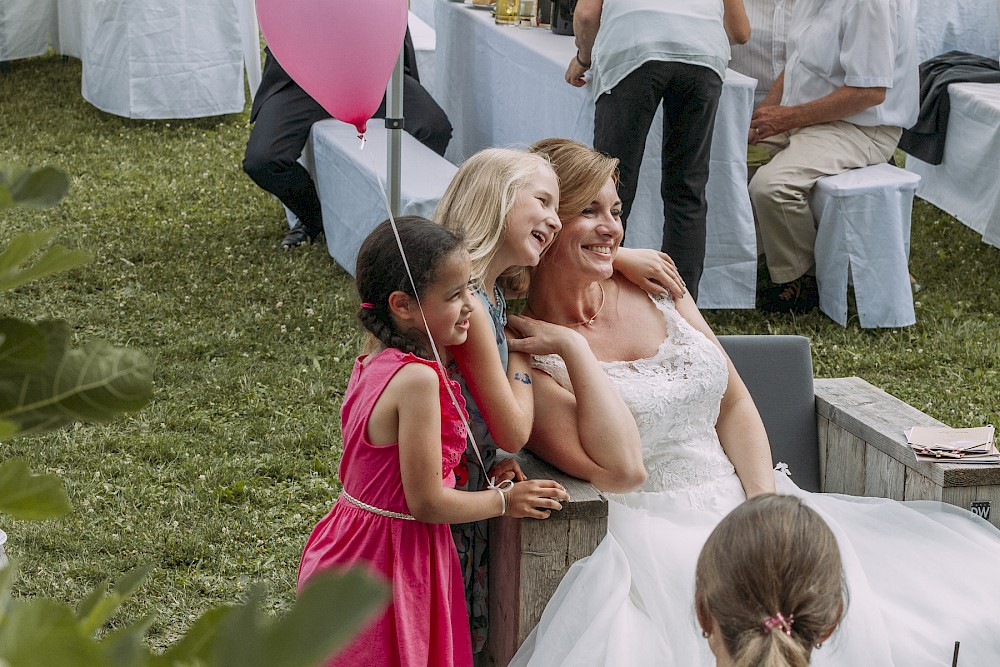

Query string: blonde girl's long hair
528 138 619 226
695 494 847 667
433 148 554 293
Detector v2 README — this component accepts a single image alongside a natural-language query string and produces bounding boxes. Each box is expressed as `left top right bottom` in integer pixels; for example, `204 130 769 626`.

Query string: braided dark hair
355 216 465 358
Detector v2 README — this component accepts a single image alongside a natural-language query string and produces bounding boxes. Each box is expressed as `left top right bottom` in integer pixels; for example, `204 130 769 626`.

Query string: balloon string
363 148 497 490
358 133 366 150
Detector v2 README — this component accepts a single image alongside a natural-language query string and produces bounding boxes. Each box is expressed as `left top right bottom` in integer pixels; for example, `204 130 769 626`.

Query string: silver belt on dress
341 489 416 520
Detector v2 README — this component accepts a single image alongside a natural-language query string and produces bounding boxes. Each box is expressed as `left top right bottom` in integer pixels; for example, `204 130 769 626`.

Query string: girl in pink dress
297 217 569 667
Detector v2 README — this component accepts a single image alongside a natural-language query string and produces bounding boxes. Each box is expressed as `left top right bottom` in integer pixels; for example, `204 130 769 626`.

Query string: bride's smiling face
543 177 623 279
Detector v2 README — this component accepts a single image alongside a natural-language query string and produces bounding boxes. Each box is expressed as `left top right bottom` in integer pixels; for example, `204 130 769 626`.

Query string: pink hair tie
762 612 794 636
360 302 376 310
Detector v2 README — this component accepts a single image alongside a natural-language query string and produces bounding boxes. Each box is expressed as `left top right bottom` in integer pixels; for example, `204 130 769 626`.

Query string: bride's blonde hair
528 138 619 224
434 147 554 293
695 494 846 667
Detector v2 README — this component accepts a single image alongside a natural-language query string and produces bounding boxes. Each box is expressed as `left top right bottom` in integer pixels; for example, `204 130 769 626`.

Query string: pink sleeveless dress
297 348 473 667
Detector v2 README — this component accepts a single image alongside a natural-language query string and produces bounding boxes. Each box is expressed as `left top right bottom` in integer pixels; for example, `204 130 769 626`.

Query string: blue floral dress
449 283 507 654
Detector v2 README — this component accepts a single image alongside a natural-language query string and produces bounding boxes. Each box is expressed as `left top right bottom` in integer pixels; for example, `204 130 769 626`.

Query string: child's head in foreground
695 493 846 667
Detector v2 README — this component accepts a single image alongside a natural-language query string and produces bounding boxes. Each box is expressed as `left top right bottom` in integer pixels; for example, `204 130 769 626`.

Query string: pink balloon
256 0 408 134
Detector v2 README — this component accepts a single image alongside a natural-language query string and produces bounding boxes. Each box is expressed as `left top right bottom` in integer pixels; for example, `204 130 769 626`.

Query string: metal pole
385 45 404 216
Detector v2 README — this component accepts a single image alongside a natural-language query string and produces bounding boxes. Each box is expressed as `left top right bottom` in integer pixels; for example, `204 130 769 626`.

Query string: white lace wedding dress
510 293 1000 667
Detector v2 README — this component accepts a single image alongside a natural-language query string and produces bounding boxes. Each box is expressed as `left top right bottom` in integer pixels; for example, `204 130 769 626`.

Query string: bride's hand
506 315 585 357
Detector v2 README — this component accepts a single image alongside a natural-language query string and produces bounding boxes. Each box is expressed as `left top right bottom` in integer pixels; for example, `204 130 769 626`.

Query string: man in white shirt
748 0 918 313
730 0 796 108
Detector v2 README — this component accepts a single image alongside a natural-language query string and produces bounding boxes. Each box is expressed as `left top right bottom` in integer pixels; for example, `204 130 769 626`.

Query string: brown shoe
760 275 819 313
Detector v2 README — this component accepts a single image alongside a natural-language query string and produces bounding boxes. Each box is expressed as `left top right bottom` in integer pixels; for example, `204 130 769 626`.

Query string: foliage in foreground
0 166 388 666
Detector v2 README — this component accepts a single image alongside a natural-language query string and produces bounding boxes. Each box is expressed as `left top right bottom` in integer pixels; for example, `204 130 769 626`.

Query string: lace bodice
532 293 737 501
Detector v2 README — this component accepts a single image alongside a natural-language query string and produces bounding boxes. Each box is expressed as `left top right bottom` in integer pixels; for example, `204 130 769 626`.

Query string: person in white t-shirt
747 0 918 313
729 0 797 109
565 0 750 300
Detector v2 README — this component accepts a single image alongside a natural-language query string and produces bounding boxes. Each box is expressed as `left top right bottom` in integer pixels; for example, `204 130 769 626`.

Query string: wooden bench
480 337 1000 666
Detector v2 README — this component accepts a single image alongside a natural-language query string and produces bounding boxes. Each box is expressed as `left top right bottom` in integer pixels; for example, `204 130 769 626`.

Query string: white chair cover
812 164 920 329
311 121 458 275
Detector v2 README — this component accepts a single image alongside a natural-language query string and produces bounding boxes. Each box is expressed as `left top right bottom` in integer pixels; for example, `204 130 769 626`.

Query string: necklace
574 283 606 326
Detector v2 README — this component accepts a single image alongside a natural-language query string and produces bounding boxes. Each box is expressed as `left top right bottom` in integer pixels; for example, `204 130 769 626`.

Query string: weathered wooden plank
823 422 866 496
816 378 1000 489
512 450 608 521
815 377 946 482
486 515 522 667
902 468 942 501
817 415 829 490
864 445 905 500
942 485 1000 530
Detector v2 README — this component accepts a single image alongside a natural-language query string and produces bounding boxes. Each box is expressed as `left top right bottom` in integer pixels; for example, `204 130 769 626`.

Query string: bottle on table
550 0 576 35
518 0 538 26
495 0 520 24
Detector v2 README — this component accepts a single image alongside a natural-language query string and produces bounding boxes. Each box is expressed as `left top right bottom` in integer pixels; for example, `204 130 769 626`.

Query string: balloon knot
358 133 366 150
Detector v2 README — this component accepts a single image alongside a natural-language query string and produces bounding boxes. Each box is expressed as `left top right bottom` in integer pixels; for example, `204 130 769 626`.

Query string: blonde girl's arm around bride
674 295 775 498
507 315 646 493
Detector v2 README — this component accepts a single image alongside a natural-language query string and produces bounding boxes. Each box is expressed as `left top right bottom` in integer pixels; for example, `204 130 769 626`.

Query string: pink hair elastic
360 302 376 310
762 612 794 636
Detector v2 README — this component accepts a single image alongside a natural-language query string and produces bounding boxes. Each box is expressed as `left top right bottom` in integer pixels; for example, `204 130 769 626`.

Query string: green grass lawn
1 55 998 648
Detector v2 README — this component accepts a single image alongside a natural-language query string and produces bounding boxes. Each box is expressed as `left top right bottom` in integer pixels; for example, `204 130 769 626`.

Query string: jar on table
495 0 520 24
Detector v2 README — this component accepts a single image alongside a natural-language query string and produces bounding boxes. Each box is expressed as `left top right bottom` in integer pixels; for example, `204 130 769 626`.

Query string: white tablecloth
410 0 439 30
81 0 261 119
435 0 758 309
1 0 261 119
0 0 56 61
913 0 1000 63
907 82 1000 250
409 10 437 98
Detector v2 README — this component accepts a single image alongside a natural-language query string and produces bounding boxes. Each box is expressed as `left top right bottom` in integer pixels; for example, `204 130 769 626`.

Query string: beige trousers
748 120 901 283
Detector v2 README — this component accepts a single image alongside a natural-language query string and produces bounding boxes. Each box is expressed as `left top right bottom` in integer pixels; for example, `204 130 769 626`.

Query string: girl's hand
504 479 570 519
490 457 527 484
614 247 686 298
506 314 585 357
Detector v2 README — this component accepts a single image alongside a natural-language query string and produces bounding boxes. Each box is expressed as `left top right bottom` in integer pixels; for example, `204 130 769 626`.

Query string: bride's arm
508 316 646 493
674 295 776 498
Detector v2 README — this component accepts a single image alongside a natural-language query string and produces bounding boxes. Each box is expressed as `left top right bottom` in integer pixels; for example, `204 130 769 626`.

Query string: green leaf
0 340 153 437
0 558 18 619
153 606 232 666
0 319 49 375
0 164 70 210
100 613 155 667
0 420 16 442
212 587 267 667
0 230 92 293
76 566 152 637
0 598 102 667
259 569 390 667
0 459 71 520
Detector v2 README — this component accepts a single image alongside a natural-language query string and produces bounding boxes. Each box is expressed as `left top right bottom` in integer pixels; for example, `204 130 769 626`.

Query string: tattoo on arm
514 372 532 385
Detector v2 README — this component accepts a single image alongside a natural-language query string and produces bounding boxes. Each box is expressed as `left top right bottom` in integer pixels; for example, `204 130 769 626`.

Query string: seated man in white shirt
748 0 918 313
730 0 796 109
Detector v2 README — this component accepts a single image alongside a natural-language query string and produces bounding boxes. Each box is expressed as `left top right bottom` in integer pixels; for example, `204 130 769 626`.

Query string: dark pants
594 60 722 299
243 55 452 233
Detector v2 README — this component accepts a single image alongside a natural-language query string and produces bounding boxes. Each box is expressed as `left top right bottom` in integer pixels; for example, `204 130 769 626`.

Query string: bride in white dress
505 139 1000 666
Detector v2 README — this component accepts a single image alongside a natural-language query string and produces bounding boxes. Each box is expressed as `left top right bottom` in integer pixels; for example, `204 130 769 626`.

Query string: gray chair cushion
718 335 820 492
